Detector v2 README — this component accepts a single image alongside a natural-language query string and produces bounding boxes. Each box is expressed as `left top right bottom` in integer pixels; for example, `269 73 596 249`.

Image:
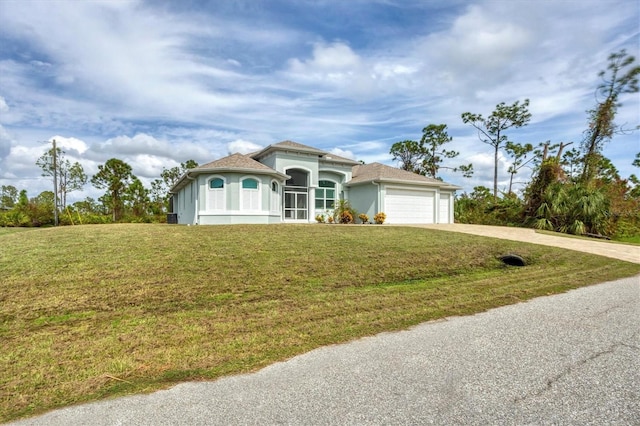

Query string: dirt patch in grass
2 224 639 422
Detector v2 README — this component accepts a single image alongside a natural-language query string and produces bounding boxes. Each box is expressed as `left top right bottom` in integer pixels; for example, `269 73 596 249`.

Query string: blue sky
0 0 638 202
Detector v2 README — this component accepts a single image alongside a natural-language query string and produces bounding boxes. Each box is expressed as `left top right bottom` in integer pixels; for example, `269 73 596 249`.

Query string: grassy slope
0 227 36 236
1 224 639 422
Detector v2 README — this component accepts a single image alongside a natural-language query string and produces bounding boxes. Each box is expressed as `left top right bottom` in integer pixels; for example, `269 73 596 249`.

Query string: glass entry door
284 168 309 221
284 189 307 220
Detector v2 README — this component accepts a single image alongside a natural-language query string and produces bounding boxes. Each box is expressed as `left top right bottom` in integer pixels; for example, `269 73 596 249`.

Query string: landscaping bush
374 212 386 224
340 210 354 224
333 200 357 224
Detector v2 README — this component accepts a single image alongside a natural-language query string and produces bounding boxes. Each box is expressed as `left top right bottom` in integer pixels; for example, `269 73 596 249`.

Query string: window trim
315 179 337 210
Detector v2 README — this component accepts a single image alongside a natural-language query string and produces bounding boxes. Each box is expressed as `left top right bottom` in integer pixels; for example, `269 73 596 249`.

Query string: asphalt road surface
11 275 640 425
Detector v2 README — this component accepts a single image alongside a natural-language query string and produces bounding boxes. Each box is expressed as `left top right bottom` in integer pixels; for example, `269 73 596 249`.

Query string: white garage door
384 188 435 224
438 193 451 224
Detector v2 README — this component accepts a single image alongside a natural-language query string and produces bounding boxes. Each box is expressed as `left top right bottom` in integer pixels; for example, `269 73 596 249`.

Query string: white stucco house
169 141 461 225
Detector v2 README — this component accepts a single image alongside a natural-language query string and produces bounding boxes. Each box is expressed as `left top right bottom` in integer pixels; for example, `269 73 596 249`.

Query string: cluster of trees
441 50 638 240
0 150 198 226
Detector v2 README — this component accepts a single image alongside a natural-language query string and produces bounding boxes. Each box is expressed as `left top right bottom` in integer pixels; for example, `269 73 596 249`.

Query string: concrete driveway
413 224 640 264
9 224 640 425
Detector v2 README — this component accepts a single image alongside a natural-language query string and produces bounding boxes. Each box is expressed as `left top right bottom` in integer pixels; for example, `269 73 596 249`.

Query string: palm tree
533 183 610 235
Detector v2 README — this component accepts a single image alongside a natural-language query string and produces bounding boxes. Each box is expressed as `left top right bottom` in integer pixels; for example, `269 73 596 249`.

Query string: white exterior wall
175 179 198 225
197 212 282 225
273 152 320 183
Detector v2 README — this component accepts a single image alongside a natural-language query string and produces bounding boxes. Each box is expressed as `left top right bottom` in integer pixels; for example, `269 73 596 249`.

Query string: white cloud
50 136 89 155
3 144 48 179
0 95 24 145
289 41 361 72
438 4 534 73
227 139 263 155
329 147 356 160
84 133 220 178
286 41 419 100
92 134 174 157
0 124 13 166
0 96 8 114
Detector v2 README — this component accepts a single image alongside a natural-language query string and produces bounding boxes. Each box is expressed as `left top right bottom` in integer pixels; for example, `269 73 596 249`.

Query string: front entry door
284 168 309 221
284 190 307 220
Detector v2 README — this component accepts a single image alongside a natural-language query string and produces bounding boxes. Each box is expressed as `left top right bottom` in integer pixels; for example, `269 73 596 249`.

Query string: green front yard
2 224 639 422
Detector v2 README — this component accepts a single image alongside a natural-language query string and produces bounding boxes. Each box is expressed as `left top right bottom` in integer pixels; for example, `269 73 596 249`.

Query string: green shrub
611 213 640 240
0 210 31 227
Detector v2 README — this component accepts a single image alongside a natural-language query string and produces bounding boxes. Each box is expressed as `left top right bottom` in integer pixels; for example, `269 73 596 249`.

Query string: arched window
286 169 308 187
242 178 259 189
210 178 224 189
241 177 261 210
315 180 336 209
207 176 226 210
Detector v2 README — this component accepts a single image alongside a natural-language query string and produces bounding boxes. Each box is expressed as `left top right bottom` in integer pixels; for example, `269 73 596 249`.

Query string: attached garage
384 187 435 224
347 162 461 226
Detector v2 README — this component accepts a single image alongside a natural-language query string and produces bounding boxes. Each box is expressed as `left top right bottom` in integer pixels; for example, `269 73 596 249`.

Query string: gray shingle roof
196 153 275 171
349 163 456 187
272 140 324 151
320 151 360 165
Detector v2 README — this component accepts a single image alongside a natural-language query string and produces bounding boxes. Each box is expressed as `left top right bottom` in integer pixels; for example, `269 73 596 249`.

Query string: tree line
390 50 639 240
0 154 198 226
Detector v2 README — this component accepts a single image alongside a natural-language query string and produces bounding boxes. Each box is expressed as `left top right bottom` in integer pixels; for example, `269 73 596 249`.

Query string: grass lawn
2 224 639 422
0 227 36 236
614 235 640 244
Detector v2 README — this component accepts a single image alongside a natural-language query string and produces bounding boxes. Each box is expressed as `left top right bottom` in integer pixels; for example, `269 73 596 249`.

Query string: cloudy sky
0 0 638 202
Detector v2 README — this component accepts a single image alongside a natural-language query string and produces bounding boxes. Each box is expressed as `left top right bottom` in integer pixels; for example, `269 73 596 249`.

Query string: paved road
12 275 640 425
